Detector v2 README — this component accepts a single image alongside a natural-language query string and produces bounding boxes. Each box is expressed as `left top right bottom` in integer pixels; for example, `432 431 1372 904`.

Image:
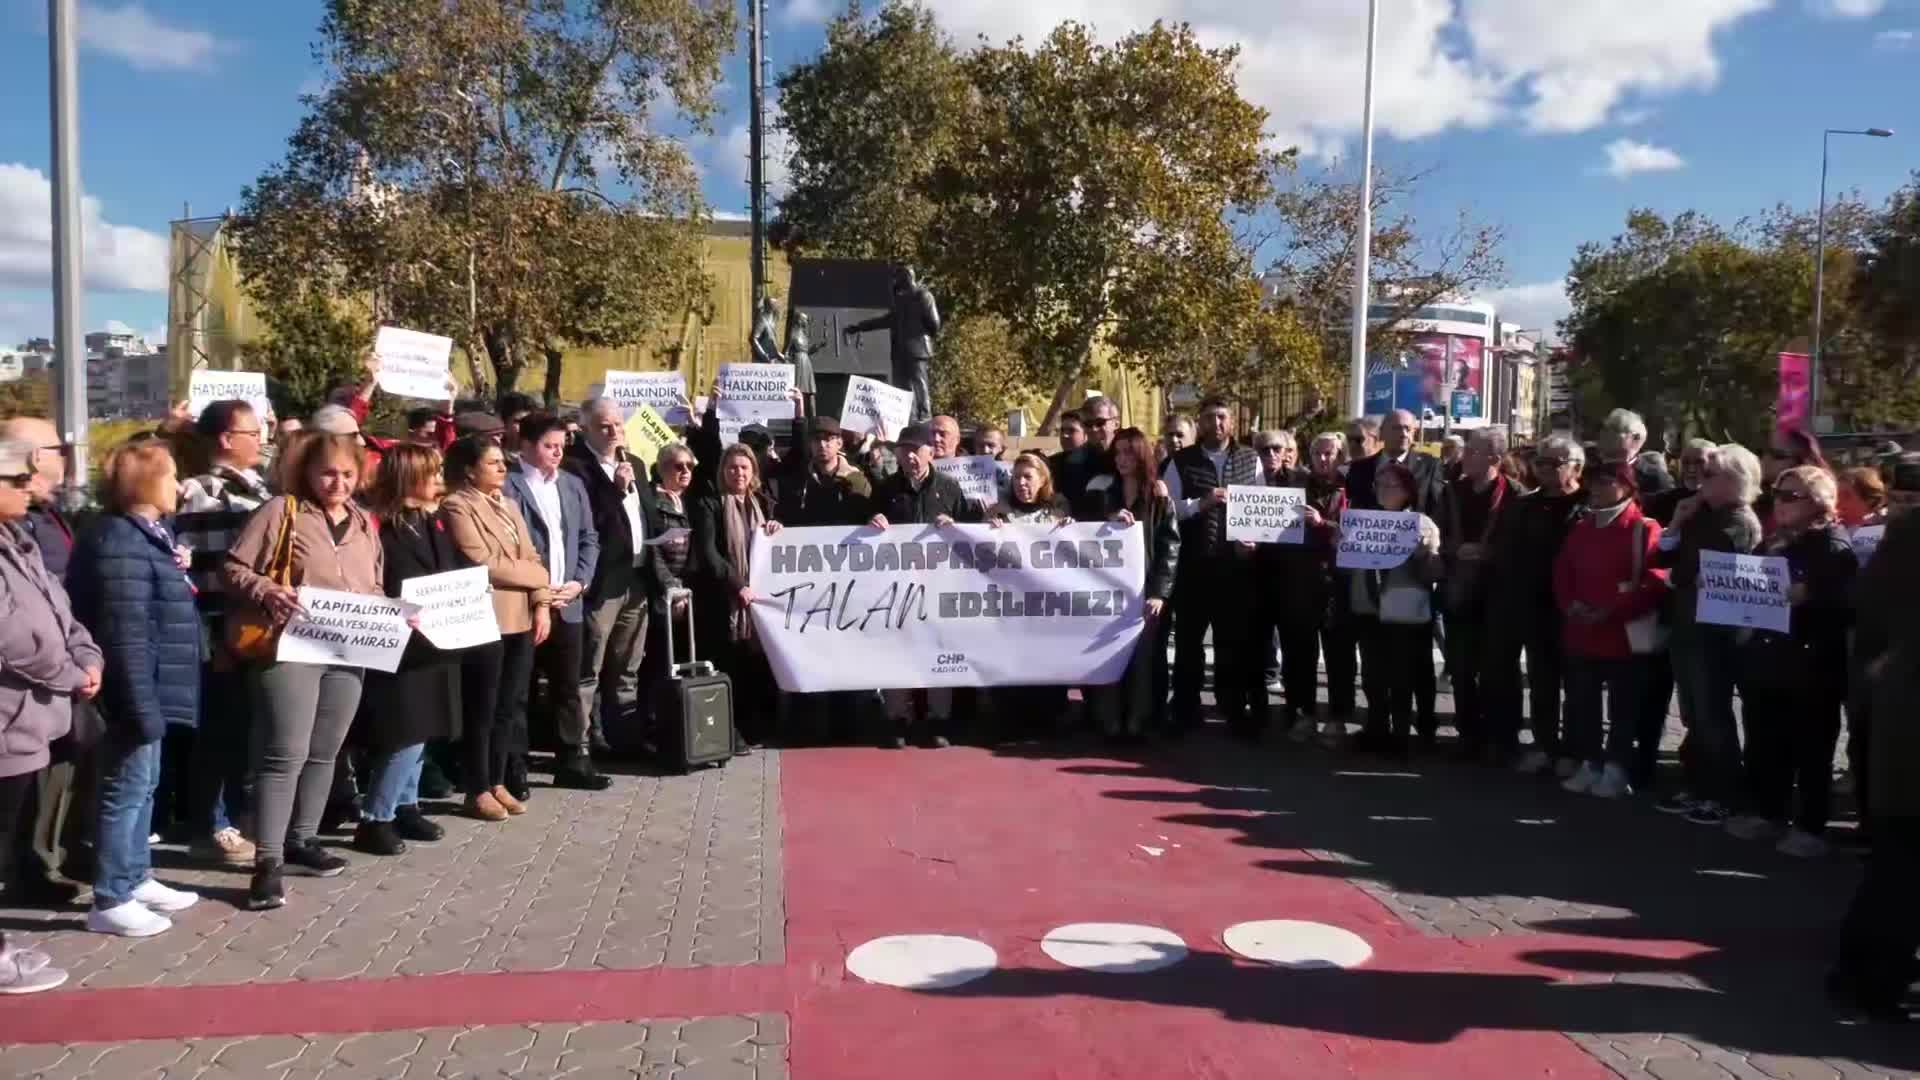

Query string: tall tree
231 0 734 399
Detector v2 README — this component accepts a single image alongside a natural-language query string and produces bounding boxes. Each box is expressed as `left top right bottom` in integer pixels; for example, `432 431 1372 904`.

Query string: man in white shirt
506 413 606 791
565 398 681 756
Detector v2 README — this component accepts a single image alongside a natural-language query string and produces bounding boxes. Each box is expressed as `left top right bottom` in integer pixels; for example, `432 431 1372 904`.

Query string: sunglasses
1258 445 1288 454
0 473 33 490
665 461 694 473
1536 457 1570 468
1773 488 1809 504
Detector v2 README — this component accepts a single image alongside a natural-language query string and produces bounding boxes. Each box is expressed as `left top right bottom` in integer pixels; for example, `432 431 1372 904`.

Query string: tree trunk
1035 333 1099 434
484 326 522 394
542 346 565 407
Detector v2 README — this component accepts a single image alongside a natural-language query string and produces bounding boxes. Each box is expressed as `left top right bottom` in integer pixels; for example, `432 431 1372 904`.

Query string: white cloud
1808 0 1886 15
1600 138 1687 178
914 0 1774 152
778 0 837 27
698 98 792 203
74 3 231 72
1482 279 1572 338
0 163 171 294
1874 29 1916 49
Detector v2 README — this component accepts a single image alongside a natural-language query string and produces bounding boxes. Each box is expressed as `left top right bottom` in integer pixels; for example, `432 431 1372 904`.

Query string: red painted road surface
0 747 1695 1077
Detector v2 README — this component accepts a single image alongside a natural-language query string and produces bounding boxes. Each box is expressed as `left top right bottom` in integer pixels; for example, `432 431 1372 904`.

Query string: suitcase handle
664 586 712 680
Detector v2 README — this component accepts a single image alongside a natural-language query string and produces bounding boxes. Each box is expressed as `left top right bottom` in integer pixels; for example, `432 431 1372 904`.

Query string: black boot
393 805 444 843
504 755 532 802
353 820 408 857
416 756 454 801
249 859 286 911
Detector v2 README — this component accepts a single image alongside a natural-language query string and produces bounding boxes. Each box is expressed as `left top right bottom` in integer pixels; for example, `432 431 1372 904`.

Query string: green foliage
232 0 734 398
0 375 52 419
929 315 1040 425
239 290 373 420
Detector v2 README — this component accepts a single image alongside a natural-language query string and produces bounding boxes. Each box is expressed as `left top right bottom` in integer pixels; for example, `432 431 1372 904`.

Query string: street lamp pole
1347 0 1380 420
1811 126 1893 426
48 0 87 497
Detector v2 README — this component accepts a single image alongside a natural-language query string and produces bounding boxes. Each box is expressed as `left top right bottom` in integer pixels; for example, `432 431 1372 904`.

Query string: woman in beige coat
441 437 550 822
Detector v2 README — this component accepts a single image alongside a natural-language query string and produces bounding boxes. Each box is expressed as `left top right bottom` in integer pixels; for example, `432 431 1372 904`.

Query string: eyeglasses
0 473 33 490
1774 488 1809 504
665 461 693 473
1258 445 1287 454
1536 457 1571 468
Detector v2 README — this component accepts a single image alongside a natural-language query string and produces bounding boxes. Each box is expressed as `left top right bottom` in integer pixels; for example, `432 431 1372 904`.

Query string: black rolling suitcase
655 587 735 771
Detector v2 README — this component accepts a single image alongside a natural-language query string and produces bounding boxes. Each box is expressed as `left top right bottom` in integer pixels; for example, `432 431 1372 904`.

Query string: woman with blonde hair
225 433 385 909
1091 429 1178 742
354 444 466 856
68 441 202 935
989 453 1074 741
689 444 782 750
441 436 551 823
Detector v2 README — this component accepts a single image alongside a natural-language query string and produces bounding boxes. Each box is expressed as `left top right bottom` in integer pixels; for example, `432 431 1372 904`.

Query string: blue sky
1 0 1914 349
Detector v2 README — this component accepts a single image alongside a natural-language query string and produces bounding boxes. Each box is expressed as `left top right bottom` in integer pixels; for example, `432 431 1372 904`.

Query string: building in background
1365 295 1499 430
85 330 169 419
1493 322 1541 439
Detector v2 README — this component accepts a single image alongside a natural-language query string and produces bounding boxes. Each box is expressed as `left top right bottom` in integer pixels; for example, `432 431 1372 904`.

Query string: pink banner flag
1776 352 1810 438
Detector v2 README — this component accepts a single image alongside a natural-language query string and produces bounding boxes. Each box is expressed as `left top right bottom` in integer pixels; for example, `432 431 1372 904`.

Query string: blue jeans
362 743 424 822
93 737 161 909
189 663 251 836
1673 621 1743 804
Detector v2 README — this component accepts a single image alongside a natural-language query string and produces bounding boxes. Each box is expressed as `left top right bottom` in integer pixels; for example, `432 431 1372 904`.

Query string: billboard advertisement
1371 334 1486 422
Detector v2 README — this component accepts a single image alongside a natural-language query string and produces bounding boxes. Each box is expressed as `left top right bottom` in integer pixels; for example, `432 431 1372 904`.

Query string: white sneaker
1562 762 1599 794
1725 815 1782 842
1554 757 1581 780
1590 763 1633 800
86 900 172 938
130 878 200 915
1776 828 1830 858
1514 749 1551 775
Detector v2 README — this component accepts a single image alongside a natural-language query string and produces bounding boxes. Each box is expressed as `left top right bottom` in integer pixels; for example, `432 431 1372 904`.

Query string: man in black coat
867 424 981 748
1049 395 1121 521
1345 407 1442 737
1164 398 1267 739
773 417 873 527
565 398 678 756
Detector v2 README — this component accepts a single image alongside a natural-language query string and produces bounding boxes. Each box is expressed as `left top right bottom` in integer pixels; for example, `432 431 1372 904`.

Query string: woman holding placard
987 453 1074 742
1723 466 1856 857
356 444 467 857
1654 444 1763 827
1342 461 1443 759
225 433 385 910
1091 431 1178 744
442 437 551 824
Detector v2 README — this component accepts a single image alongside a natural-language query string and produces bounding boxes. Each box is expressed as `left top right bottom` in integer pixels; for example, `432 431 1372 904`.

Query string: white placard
1227 486 1307 544
1695 551 1791 633
373 326 454 401
275 587 412 672
603 371 690 426
188 371 272 423
1850 524 1885 566
935 455 1003 504
839 375 913 439
399 566 500 651
749 522 1146 691
1334 509 1423 570
714 363 795 430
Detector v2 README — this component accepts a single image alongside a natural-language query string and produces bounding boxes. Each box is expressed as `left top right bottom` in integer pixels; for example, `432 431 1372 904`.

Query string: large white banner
602 370 690 425
839 375 913 439
373 326 454 401
1226 485 1306 544
749 522 1147 691
400 567 500 651
276 588 412 672
1335 509 1422 570
188 370 272 423
1696 551 1791 633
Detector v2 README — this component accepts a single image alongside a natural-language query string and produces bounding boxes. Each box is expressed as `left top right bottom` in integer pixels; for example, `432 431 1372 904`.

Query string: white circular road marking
1222 920 1372 969
1041 923 1189 974
846 934 998 989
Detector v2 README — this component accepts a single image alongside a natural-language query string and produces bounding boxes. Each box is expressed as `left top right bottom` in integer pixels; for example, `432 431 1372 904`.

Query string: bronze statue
750 296 783 365
843 265 940 424
784 309 828 418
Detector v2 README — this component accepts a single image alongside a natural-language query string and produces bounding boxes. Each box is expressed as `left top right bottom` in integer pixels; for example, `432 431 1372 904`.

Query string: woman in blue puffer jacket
67 439 203 939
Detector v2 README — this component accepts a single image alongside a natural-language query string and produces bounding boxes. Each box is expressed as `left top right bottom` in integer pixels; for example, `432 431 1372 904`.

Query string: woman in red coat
1553 463 1668 799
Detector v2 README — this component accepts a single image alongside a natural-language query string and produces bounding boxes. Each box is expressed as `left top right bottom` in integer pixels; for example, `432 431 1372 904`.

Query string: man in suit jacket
1049 395 1121 521
1343 407 1442 741
565 398 678 757
507 412 607 790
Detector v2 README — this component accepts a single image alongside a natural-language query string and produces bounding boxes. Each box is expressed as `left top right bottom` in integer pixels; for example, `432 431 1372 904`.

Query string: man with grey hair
1484 433 1587 775
1345 407 1443 735
1344 416 1382 475
1599 408 1648 465
1051 394 1121 520
1437 426 1513 759
1440 433 1467 485
562 397 672 756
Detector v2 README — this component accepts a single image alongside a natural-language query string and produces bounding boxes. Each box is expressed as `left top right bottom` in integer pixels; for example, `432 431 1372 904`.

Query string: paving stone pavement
1 1014 790 1080
0 751 783 989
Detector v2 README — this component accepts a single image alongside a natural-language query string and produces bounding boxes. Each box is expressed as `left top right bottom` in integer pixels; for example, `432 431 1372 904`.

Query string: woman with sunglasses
1722 466 1856 857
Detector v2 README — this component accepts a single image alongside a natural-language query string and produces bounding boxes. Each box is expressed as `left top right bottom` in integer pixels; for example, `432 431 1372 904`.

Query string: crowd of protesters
0 363 1914 1023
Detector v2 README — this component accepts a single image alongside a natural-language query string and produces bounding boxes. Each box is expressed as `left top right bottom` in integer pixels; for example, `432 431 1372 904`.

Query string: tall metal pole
747 0 768 312
1810 131 1830 427
1347 0 1380 420
48 0 88 495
